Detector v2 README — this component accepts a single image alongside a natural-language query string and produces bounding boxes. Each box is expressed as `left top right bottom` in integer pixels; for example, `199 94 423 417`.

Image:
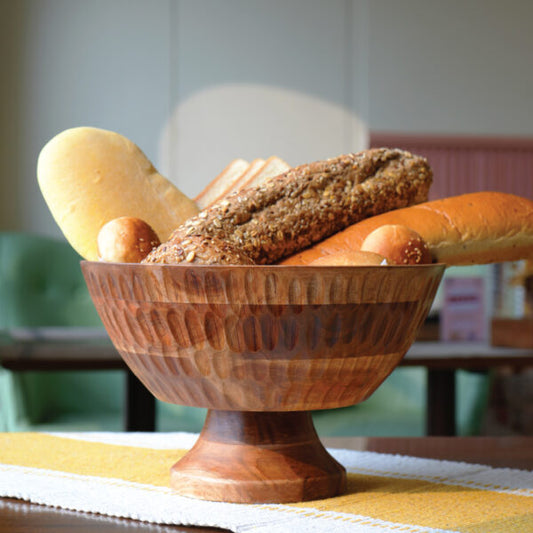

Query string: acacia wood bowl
82 262 444 504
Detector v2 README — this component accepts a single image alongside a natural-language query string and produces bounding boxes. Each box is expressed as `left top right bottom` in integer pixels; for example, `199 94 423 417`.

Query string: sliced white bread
215 158 266 201
194 158 249 209
240 156 291 190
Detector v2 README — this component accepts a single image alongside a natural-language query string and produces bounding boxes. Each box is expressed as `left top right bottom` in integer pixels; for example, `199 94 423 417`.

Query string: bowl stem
170 409 346 503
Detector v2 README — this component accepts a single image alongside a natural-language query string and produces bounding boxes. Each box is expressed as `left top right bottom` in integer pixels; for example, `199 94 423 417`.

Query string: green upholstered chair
0 231 122 430
0 231 206 432
0 232 101 329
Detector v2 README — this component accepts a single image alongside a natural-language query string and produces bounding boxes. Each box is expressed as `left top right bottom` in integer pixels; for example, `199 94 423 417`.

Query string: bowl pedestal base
170 409 346 503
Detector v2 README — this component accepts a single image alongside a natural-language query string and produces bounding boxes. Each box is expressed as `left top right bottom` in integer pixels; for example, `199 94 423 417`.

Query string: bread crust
150 235 255 265
37 126 199 261
360 224 431 265
194 158 249 210
282 191 533 266
97 216 160 263
144 148 432 265
309 250 386 266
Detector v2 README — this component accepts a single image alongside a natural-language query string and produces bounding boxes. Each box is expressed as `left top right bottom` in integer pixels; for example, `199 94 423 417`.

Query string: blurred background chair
0 231 122 430
0 231 207 432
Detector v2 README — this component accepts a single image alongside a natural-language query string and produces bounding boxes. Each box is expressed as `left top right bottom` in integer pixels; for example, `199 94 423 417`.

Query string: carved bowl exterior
82 263 444 412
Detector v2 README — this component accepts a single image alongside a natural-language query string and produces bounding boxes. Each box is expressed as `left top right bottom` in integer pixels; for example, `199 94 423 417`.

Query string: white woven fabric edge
1 432 530 532
332 449 533 497
0 462 456 533
46 431 201 449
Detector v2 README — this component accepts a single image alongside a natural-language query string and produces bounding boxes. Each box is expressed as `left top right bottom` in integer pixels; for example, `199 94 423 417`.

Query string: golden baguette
282 192 533 266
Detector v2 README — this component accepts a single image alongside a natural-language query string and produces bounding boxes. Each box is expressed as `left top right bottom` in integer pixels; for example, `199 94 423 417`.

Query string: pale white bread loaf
282 192 533 267
194 158 249 209
37 127 199 261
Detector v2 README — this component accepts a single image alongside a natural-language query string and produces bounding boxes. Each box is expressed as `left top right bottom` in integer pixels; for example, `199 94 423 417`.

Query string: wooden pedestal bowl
82 262 444 504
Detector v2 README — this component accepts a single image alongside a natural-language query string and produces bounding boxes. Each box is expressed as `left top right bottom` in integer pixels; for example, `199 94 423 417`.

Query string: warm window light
158 83 368 199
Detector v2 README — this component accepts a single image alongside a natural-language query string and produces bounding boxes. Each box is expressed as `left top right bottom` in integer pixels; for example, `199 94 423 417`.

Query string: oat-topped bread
144 148 433 265
150 235 254 265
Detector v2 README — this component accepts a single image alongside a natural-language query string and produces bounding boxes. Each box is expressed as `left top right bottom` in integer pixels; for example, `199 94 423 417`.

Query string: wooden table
404 341 533 436
2 329 533 436
0 328 155 432
1 436 530 532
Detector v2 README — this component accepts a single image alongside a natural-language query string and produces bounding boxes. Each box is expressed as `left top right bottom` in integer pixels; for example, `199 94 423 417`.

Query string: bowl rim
81 260 446 271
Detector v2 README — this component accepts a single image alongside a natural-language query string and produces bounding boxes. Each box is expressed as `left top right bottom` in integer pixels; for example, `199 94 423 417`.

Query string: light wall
1 0 172 235
161 0 367 198
367 0 533 136
1 0 532 239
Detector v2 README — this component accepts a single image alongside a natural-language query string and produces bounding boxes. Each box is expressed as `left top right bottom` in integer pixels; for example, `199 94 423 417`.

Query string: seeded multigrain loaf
144 148 433 265
150 235 255 265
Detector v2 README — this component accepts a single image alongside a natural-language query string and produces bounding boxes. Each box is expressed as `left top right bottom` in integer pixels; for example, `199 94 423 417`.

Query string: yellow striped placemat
0 432 531 533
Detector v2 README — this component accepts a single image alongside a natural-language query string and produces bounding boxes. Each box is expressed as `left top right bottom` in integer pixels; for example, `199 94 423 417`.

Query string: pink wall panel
370 133 533 200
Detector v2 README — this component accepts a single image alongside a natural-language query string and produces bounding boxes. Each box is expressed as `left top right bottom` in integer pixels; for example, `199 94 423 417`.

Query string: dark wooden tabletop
404 341 533 369
3 328 533 372
1 436 531 533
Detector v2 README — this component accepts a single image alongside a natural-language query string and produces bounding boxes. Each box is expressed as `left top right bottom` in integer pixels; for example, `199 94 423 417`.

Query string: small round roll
97 216 161 263
309 250 387 266
360 224 432 265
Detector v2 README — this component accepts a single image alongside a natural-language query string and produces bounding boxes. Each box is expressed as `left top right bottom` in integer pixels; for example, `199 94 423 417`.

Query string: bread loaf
220 158 266 199
196 156 291 209
237 156 291 190
144 148 433 265
309 250 387 266
37 127 199 261
194 158 250 209
282 191 533 266
152 234 255 265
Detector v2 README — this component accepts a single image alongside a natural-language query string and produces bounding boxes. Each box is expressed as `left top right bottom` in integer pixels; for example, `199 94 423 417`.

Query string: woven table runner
0 432 532 532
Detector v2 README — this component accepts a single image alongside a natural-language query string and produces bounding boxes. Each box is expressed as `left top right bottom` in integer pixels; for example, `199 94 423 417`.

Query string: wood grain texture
171 410 346 503
82 263 443 411
491 318 533 349
82 262 444 503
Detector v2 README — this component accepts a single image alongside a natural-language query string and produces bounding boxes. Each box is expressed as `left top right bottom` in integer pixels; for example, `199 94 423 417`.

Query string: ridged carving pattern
82 263 444 411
